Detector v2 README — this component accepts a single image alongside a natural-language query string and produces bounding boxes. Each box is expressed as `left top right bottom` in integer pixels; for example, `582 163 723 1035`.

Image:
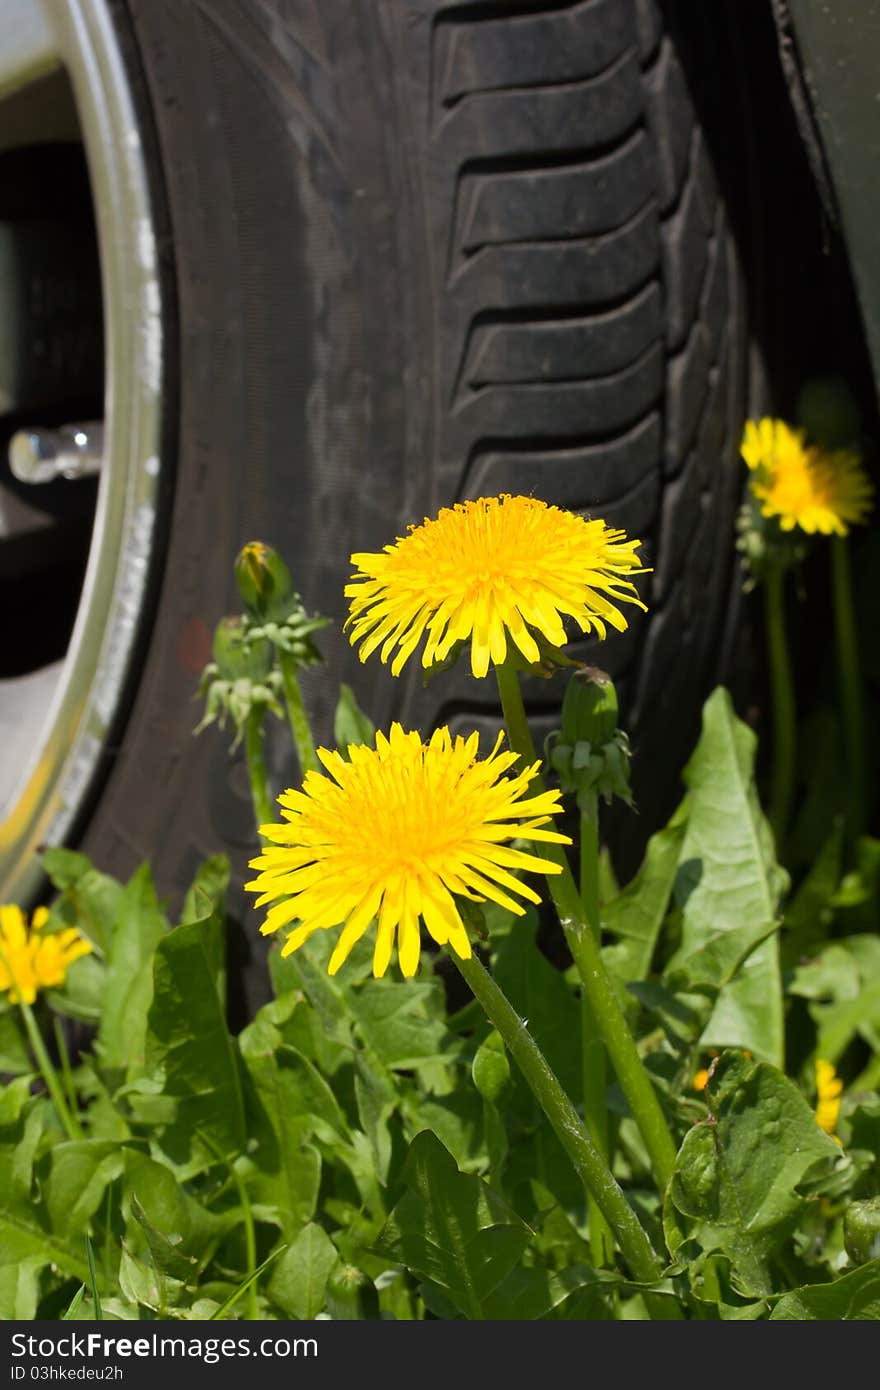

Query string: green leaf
124 1151 225 1268
0 1102 96 1290
0 1009 30 1074
770 1258 880 1319
145 913 245 1165
45 953 106 1024
98 864 169 1076
179 855 229 1005
790 937 880 1062
209 1245 287 1321
238 1030 326 1236
782 822 844 967
130 1195 200 1283
41 1141 126 1241
472 1031 510 1105
334 684 375 757
0 1259 41 1319
669 688 786 1064
492 910 580 1100
354 1049 397 1186
349 977 454 1075
374 1130 531 1318
118 1243 183 1315
42 849 123 956
664 1051 838 1297
482 1264 613 1319
268 1223 337 1319
401 1089 485 1173
602 806 688 992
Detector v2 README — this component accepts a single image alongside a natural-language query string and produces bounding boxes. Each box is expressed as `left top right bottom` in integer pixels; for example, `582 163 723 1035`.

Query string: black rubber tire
83 0 748 1010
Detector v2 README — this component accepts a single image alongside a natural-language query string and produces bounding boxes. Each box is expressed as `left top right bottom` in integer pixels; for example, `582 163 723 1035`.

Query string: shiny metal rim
0 0 165 900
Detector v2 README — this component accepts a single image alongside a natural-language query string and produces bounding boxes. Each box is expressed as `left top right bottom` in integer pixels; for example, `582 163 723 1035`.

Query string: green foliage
3 677 878 1321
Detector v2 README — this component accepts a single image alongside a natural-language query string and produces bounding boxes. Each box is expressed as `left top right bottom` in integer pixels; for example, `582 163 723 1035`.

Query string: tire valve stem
8 422 104 484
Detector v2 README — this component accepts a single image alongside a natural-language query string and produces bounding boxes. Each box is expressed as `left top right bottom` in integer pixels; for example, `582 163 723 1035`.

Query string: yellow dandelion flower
245 722 571 978
0 904 93 1006
814 1057 844 1141
345 495 648 680
740 417 873 536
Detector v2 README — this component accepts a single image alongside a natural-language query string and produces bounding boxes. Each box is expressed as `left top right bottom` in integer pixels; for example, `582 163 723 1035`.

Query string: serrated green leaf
0 1103 96 1290
41 1141 126 1241
238 1032 327 1236
669 688 786 1064
98 864 169 1076
782 822 844 966
602 806 688 992
45 952 106 1024
354 1049 397 1185
42 849 122 956
492 911 580 1100
124 1151 225 1268
130 1194 200 1282
770 1258 880 1319
664 1051 838 1297
349 977 454 1074
482 1263 612 1319
374 1130 530 1318
145 914 245 1166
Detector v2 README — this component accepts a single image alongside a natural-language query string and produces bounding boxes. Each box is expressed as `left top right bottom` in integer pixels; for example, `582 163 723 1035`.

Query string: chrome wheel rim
0 0 166 900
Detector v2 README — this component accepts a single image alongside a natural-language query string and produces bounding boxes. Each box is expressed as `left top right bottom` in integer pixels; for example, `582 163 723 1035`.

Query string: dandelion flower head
346 495 648 680
741 417 873 536
246 722 571 978
814 1057 843 1141
0 904 93 1005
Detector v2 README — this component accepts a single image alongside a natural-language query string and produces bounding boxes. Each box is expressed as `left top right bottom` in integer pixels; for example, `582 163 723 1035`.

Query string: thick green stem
831 537 866 848
244 708 274 833
764 566 796 850
579 793 613 1267
278 652 319 777
452 951 667 1294
19 999 79 1142
495 662 677 1194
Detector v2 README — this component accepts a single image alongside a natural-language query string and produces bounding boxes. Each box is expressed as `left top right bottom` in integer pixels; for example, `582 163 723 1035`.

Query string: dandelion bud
325 1263 380 1320
560 665 618 748
548 667 633 813
234 540 294 620
844 1198 880 1267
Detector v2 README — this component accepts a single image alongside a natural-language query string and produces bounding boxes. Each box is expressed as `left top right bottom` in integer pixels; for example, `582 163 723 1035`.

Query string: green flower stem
831 536 866 847
199 1132 259 1321
278 651 319 777
764 565 796 849
579 791 613 1268
230 1162 259 1321
244 708 274 834
495 662 677 1194
53 1017 84 1140
19 998 79 1142
452 950 669 1296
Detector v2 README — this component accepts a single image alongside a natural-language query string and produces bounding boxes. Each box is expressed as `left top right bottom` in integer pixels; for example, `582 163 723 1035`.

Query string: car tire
79 0 748 1010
